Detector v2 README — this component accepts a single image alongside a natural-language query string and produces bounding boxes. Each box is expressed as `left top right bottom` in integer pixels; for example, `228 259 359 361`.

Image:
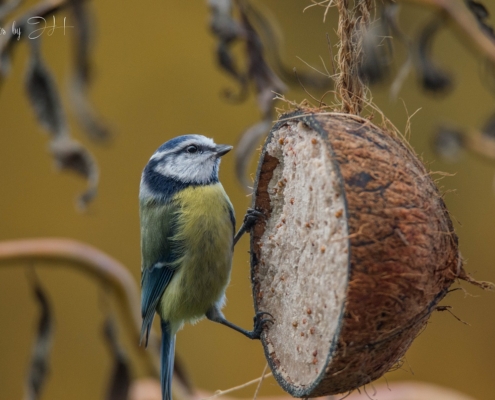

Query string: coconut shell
250 111 462 396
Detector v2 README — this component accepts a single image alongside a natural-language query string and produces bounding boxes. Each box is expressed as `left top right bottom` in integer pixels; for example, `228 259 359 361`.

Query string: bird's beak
215 144 233 157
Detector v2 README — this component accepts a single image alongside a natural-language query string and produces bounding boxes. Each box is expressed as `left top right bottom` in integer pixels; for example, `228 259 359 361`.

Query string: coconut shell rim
249 110 353 398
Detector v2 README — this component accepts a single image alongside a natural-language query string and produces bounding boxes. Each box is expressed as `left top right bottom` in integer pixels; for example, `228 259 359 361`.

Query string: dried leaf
69 0 110 141
103 314 131 400
208 0 286 109
217 40 243 81
208 0 284 186
25 37 67 137
50 136 99 209
240 6 286 115
416 15 453 93
465 0 495 40
71 0 91 82
467 0 489 19
208 0 248 98
1 1 101 208
26 35 100 208
209 0 240 40
482 111 495 139
433 126 465 161
25 270 54 400
70 76 111 142
243 3 330 90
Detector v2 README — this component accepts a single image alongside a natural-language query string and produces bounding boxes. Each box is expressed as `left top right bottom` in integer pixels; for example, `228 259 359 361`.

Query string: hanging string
335 0 373 115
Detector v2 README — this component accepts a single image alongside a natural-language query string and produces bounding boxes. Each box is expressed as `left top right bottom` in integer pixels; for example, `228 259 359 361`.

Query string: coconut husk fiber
249 110 477 397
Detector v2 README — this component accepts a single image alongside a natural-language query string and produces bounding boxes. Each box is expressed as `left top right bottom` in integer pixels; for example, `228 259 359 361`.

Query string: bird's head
140 134 232 199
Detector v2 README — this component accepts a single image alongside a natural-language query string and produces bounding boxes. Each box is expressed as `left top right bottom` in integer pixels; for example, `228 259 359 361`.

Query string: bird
139 134 271 400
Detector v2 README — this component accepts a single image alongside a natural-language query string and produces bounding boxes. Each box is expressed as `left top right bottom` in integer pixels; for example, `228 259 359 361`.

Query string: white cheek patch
154 155 218 184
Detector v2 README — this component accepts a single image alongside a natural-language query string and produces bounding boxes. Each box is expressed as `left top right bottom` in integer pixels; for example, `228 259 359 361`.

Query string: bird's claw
234 208 265 246
243 208 265 230
251 311 274 339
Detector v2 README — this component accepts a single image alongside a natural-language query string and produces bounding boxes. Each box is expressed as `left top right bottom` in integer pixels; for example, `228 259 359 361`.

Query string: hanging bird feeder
247 1 490 396
250 111 465 396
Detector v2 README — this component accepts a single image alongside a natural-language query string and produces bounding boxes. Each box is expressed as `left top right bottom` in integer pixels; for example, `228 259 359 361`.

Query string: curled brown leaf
49 136 99 209
25 36 68 137
25 270 54 400
69 0 111 141
103 313 131 400
465 0 495 39
416 14 453 93
1 0 104 208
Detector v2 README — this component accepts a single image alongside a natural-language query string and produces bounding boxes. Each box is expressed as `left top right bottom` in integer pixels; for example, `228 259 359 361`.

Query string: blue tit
139 134 272 400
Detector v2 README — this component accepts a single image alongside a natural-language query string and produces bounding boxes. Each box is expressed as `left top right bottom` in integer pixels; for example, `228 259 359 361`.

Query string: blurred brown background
0 1 494 399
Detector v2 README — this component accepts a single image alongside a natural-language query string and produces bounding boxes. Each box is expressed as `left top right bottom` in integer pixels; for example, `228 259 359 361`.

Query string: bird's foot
249 311 274 340
234 208 265 246
243 208 265 230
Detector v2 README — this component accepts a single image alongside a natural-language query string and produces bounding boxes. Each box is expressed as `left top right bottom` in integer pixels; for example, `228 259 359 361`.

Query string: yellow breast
158 183 234 324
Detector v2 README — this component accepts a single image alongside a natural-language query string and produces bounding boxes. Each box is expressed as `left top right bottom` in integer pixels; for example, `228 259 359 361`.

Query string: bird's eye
186 145 198 154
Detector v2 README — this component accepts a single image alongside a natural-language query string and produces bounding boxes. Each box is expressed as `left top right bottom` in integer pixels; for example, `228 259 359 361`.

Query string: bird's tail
160 320 176 400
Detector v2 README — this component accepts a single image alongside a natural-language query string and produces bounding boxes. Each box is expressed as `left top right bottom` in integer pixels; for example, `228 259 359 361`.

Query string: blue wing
140 263 175 346
228 205 235 236
140 201 181 347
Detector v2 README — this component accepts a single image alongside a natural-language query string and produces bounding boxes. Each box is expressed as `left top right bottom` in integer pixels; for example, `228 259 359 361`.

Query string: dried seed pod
250 111 465 396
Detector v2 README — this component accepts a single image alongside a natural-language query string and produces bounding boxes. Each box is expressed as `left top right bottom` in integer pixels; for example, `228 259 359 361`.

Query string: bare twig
201 372 273 400
0 238 160 378
465 130 495 160
252 364 269 400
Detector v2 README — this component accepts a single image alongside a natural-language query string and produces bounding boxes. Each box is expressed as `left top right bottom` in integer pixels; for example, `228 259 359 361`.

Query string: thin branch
296 56 330 77
466 129 495 161
0 238 160 378
252 364 269 400
202 372 273 400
